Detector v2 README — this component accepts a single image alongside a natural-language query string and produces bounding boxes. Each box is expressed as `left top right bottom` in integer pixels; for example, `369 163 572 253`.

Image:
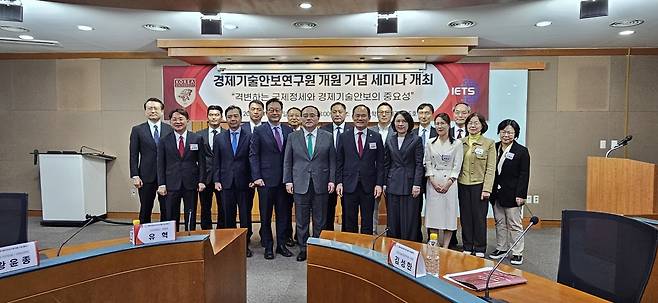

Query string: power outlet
533 195 539 204
599 140 607 149
526 195 532 203
130 187 137 197
611 140 618 148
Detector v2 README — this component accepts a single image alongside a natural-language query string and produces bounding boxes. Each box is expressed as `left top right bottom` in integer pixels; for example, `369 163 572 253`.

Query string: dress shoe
296 251 307 262
276 246 294 257
246 248 253 258
285 237 296 247
264 248 274 260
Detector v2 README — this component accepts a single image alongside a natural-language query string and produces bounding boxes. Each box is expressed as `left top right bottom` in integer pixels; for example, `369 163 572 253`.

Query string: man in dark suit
196 105 225 230
284 105 336 261
249 98 294 259
368 102 394 234
319 102 352 231
336 104 384 235
241 100 264 134
129 97 173 224
157 108 206 232
411 103 438 242
214 105 254 257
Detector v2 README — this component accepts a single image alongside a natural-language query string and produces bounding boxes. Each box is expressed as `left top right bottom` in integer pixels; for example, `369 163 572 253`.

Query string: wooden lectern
587 156 658 215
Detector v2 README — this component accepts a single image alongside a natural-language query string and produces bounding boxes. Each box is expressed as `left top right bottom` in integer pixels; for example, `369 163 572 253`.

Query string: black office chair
558 210 658 303
0 193 28 247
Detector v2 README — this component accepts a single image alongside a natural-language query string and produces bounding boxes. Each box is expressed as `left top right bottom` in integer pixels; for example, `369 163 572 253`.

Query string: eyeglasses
377 111 391 115
302 113 318 118
454 110 470 115
500 131 516 136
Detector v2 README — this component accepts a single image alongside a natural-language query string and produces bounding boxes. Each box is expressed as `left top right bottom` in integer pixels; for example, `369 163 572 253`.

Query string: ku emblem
174 78 196 108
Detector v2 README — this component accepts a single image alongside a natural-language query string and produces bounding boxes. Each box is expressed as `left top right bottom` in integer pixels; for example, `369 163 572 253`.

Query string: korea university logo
174 78 197 108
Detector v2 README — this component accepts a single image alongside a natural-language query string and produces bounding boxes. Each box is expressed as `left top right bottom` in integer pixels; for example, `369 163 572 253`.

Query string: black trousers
458 183 488 253
284 194 295 240
221 188 253 239
138 182 167 224
343 182 375 235
324 192 344 231
257 186 288 249
165 189 196 232
198 185 225 230
386 194 421 241
295 179 328 252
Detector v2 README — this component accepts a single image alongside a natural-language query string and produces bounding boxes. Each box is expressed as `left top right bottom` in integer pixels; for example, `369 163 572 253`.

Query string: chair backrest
558 210 658 303
0 193 28 247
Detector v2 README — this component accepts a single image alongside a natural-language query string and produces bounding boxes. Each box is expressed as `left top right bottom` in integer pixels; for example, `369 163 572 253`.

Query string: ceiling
0 0 656 53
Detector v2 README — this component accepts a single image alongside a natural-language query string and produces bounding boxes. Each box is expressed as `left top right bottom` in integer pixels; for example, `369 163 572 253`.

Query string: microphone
371 227 390 250
605 135 633 158
56 215 98 256
32 149 39 165
187 210 193 236
480 216 539 303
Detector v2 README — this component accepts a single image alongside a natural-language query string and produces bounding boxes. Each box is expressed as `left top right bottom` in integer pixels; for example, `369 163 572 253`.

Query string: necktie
153 125 159 145
357 131 364 157
335 126 342 147
307 133 314 158
421 128 427 146
231 132 238 156
178 136 185 158
210 129 218 150
273 126 283 152
457 129 463 139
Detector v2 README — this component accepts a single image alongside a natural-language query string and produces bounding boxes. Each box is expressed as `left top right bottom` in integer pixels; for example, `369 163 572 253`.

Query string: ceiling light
0 37 61 47
618 30 635 36
223 23 238 30
610 19 644 28
535 21 552 27
448 20 476 29
143 24 170 31
77 25 94 31
18 34 33 40
371 56 383 60
0 25 29 33
217 63 426 74
292 21 317 29
299 2 312 9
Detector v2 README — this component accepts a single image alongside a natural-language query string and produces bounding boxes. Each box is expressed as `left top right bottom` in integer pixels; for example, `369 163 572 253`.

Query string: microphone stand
480 216 539 303
605 143 626 158
371 227 390 250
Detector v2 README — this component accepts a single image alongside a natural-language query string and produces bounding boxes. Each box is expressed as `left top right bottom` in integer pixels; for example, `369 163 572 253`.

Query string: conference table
308 231 608 303
0 228 247 303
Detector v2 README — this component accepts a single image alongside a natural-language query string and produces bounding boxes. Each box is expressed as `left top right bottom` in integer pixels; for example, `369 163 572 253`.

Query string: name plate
0 241 39 274
387 241 426 278
130 221 176 245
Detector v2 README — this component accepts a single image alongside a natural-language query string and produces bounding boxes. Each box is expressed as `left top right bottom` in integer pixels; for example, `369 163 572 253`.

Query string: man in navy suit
157 108 206 232
214 105 254 257
249 98 294 259
336 105 384 235
129 97 172 224
241 100 264 134
319 102 352 231
410 103 438 242
196 105 225 230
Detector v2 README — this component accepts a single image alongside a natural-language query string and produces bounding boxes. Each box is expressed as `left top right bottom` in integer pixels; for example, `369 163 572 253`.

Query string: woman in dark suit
488 119 530 265
384 110 424 241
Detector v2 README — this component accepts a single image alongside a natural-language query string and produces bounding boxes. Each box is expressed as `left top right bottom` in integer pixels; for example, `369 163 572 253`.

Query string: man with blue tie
157 108 206 232
336 105 384 235
411 103 438 242
196 105 225 230
214 105 254 257
249 98 294 259
129 97 172 223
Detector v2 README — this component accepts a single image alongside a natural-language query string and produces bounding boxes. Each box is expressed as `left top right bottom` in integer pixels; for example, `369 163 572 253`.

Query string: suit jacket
283 128 336 195
411 126 438 141
368 124 395 147
449 126 468 139
213 129 252 190
241 121 262 134
196 127 224 184
491 141 530 208
384 133 424 195
320 123 353 143
157 131 205 191
129 121 173 183
249 122 292 187
336 128 384 193
459 135 497 192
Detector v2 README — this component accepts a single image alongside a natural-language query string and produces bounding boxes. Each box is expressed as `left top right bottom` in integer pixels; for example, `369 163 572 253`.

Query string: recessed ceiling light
447 20 476 29
619 30 635 36
223 23 238 30
77 25 94 31
371 56 383 60
535 21 552 27
0 25 29 33
610 19 644 28
292 21 318 29
143 24 171 31
18 35 34 40
299 2 312 9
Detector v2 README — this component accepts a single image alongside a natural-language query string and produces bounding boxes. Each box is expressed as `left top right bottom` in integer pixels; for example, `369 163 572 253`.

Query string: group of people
129 97 530 265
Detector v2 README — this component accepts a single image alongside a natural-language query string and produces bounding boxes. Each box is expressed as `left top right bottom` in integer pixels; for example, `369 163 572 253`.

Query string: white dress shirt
302 127 318 154
147 119 162 138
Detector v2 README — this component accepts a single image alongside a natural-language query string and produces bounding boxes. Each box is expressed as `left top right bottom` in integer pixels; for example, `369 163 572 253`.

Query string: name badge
441 155 452 162
189 144 199 150
505 152 515 160
369 142 377 149
474 147 484 156
0 241 39 274
131 221 176 245
387 241 426 278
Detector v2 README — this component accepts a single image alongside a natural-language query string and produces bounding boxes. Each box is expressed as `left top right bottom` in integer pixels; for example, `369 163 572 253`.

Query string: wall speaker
201 18 221 35
377 15 397 34
580 0 608 19
0 4 23 22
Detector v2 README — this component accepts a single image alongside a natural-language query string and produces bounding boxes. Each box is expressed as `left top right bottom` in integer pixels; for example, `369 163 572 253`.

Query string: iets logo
450 86 476 96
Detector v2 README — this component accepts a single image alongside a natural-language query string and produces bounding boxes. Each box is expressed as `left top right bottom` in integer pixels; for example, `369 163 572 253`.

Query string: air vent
143 24 170 31
0 25 29 33
610 19 644 28
292 21 317 29
0 37 61 47
448 20 476 29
